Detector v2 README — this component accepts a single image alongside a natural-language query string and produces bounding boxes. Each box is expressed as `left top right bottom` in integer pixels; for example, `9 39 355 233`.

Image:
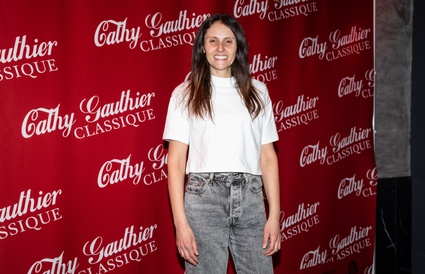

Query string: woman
163 13 281 274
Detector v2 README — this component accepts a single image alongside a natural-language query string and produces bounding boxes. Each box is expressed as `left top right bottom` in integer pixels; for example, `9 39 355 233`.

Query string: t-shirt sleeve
162 86 190 144
261 87 279 145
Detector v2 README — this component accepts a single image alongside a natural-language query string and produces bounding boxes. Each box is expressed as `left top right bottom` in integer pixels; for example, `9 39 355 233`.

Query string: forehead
205 21 236 38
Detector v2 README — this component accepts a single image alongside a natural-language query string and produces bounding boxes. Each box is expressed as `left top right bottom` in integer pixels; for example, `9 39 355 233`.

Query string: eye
225 39 234 45
208 38 218 45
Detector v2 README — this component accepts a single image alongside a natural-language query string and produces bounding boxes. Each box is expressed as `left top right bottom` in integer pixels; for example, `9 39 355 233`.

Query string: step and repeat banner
0 0 376 273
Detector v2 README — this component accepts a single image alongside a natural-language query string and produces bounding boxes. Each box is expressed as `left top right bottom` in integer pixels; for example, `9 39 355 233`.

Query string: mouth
214 55 228 60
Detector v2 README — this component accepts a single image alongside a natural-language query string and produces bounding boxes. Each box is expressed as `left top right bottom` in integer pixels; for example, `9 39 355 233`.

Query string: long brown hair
184 14 263 119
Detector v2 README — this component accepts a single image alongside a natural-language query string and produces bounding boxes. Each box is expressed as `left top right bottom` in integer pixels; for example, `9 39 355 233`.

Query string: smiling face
203 21 237 78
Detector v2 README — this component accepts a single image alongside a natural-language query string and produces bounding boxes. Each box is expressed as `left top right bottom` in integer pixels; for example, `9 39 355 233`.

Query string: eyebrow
205 36 236 40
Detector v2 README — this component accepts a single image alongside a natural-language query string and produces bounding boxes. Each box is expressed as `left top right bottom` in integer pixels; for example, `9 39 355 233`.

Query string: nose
217 42 224 51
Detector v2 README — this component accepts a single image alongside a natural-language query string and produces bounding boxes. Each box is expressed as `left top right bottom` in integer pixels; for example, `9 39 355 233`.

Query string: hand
262 218 281 256
176 224 199 265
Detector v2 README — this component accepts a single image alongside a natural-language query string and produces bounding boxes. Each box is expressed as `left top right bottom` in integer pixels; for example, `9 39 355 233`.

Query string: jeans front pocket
185 173 209 195
248 175 264 194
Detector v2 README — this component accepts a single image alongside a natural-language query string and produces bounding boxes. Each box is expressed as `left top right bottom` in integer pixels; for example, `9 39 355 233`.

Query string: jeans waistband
188 172 258 183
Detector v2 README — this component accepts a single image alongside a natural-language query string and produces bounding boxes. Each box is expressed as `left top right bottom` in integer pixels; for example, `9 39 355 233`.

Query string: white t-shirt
163 75 278 175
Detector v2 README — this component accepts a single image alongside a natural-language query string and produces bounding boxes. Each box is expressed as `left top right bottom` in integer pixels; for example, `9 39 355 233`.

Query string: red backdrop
0 0 376 273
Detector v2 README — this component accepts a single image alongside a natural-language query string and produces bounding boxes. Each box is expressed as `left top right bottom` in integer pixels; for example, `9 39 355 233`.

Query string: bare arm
167 140 199 265
260 142 281 256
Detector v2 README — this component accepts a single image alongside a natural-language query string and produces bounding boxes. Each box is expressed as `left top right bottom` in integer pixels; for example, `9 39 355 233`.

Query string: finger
179 242 199 265
187 244 199 264
192 240 199 256
264 245 277 256
183 248 198 265
262 234 269 249
264 235 280 256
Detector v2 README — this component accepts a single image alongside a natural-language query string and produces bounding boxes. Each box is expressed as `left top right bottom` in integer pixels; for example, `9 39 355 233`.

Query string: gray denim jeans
184 172 273 274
